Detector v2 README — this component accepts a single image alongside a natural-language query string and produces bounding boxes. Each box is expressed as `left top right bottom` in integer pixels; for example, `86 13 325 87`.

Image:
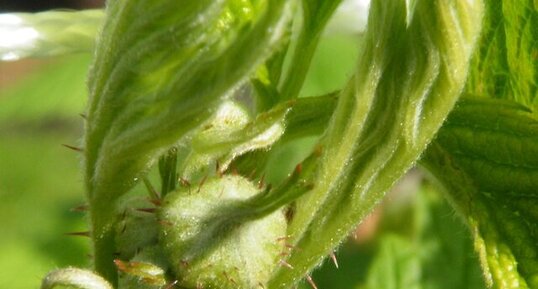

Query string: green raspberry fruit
159 175 286 289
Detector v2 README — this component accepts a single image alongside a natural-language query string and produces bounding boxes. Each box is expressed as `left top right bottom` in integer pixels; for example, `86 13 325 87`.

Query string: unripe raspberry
159 175 287 289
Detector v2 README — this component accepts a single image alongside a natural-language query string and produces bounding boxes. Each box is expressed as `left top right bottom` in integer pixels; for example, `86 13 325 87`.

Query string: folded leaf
268 0 484 287
84 0 294 283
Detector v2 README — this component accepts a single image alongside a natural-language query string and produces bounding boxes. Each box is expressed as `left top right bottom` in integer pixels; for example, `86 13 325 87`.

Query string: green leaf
466 0 538 109
84 0 294 283
268 0 484 287
421 98 538 288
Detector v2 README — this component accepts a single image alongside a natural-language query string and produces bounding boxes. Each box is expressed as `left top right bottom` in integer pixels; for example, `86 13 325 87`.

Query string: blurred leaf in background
0 54 91 288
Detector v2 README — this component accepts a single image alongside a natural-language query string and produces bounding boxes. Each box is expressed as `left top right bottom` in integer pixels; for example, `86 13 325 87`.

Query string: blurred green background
0 32 486 288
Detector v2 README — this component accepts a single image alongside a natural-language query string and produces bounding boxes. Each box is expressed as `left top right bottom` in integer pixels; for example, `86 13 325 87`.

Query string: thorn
179 177 191 187
277 235 291 242
120 223 127 234
216 161 223 177
258 282 266 288
120 210 127 220
136 207 157 214
114 259 127 272
232 166 239 176
149 198 162 206
329 252 339 269
165 280 178 289
285 243 301 251
62 144 84 152
70 204 88 212
197 175 208 193
65 231 91 238
258 174 266 189
222 271 237 285
295 164 302 174
79 113 87 119
306 275 318 289
279 260 294 270
158 220 173 227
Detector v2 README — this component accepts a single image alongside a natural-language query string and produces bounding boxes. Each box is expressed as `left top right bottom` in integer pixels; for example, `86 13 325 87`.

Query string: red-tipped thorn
149 198 162 206
179 177 191 187
222 271 237 285
279 260 294 270
158 220 173 227
114 259 127 272
330 252 339 269
197 175 208 193
65 231 91 238
295 163 302 174
285 243 301 251
136 207 156 214
277 235 291 242
62 144 84 152
70 204 88 212
306 275 318 289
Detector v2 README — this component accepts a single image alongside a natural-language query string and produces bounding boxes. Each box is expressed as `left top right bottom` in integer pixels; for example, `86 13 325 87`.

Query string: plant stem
279 29 321 101
89 194 118 287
